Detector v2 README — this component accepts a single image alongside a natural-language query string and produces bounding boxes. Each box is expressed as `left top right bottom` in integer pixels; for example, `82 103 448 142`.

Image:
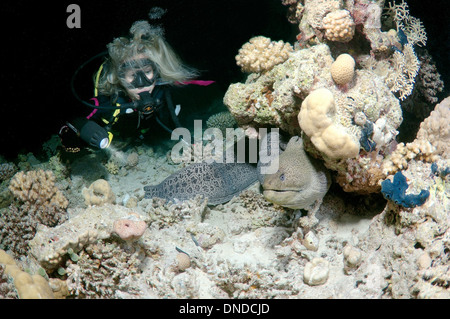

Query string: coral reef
82 179 116 206
322 9 355 43
0 249 54 299
9 170 68 210
235 36 293 73
415 97 449 158
65 240 143 298
105 160 119 175
206 111 237 136
0 163 17 182
381 171 430 208
330 53 355 85
113 212 147 241
0 0 447 301
299 88 360 159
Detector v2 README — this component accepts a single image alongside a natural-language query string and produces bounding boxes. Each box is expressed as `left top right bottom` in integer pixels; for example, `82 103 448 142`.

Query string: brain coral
331 54 355 85
236 36 293 73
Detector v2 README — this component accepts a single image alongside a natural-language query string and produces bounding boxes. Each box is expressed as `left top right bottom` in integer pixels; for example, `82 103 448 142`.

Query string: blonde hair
96 20 198 98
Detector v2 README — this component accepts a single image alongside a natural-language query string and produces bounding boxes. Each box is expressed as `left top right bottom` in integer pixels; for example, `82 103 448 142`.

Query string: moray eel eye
279 173 285 181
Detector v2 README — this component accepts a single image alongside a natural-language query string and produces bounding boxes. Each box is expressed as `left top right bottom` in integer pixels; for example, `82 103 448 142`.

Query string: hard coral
0 163 17 182
206 111 237 136
65 241 142 298
0 202 67 256
236 36 293 73
385 43 420 101
415 97 449 158
298 88 360 159
0 249 54 299
331 53 355 85
322 10 355 43
82 179 116 206
9 170 68 210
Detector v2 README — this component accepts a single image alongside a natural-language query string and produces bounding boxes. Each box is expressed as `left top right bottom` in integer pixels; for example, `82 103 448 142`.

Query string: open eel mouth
263 189 302 209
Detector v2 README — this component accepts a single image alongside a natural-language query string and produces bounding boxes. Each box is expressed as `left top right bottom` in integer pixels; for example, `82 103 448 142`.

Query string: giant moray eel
262 136 331 210
144 161 258 205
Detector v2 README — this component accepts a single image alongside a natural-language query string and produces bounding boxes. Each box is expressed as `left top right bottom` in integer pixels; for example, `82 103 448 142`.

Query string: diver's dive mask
118 58 159 90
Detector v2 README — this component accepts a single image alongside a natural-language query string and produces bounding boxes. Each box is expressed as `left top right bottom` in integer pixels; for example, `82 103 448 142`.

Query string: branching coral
0 264 17 299
385 0 427 47
236 36 293 73
0 163 17 182
9 170 68 210
385 43 420 101
105 161 119 175
0 202 67 256
416 50 445 105
383 139 438 176
2 170 68 256
65 240 143 298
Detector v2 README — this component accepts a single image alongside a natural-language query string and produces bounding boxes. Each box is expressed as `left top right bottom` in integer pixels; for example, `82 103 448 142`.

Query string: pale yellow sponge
331 53 355 85
298 88 359 159
236 36 293 73
322 10 355 42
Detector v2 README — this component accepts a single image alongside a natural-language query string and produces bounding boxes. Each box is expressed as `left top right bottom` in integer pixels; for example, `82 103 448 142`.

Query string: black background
0 0 448 159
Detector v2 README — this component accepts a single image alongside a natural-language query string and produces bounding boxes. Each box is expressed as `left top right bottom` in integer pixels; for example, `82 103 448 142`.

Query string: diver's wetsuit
60 84 181 152
88 85 181 136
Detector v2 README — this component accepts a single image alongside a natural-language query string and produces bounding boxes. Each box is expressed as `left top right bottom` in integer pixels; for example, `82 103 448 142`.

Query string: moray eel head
262 136 330 210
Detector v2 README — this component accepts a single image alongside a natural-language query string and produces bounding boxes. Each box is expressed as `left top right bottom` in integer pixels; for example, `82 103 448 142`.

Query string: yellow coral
298 88 360 159
322 10 355 42
236 36 293 73
383 140 438 175
0 249 54 299
9 170 68 209
105 161 119 175
331 53 355 85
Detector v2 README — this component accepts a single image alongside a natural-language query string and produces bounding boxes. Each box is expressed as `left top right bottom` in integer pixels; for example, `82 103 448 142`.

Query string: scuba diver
60 19 212 152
